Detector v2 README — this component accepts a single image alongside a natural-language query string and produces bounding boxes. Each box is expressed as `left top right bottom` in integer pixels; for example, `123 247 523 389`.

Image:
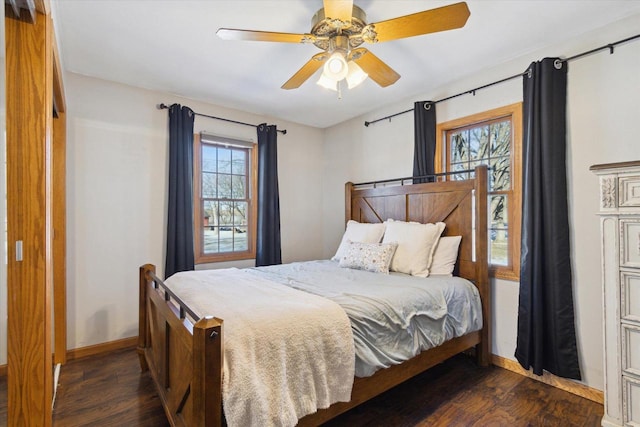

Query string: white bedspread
165 268 355 427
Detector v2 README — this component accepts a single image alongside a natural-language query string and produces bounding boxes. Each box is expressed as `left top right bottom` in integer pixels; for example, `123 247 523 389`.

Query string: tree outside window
437 103 522 280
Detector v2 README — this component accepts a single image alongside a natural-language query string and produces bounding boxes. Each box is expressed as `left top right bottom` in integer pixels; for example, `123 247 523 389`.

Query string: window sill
491 267 520 282
195 251 256 264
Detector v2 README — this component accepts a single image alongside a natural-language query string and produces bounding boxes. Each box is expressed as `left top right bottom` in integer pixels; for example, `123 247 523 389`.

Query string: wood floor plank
0 348 603 426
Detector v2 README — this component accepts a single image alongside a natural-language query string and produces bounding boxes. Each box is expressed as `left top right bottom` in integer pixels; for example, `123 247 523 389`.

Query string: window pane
232 150 246 175
202 172 216 198
218 174 232 199
233 201 248 251
451 162 470 180
203 201 219 254
490 120 511 157
451 131 468 163
218 148 232 173
232 175 246 199
234 201 248 227
490 195 508 229
469 126 489 161
491 156 511 191
468 159 489 179
218 201 233 253
202 145 217 173
490 229 509 266
490 194 509 266
219 201 233 227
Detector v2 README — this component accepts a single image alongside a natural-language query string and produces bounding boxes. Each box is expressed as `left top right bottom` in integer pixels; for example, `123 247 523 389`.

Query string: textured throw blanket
165 268 355 427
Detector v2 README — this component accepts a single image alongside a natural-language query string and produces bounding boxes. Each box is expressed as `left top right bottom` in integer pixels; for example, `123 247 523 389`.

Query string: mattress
248 260 483 377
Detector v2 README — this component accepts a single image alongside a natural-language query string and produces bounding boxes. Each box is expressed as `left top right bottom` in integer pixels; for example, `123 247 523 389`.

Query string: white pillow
382 220 446 277
332 220 386 261
338 240 398 274
429 236 462 276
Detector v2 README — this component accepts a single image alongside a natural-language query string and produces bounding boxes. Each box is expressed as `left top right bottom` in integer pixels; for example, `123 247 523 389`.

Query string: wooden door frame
6 1 67 424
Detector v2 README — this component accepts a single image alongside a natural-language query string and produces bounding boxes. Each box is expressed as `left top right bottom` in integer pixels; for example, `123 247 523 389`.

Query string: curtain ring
554 59 563 70
526 68 532 78
424 103 431 110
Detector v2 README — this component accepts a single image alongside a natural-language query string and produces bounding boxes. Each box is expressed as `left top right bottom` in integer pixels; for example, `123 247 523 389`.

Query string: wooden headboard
345 165 490 363
345 165 488 284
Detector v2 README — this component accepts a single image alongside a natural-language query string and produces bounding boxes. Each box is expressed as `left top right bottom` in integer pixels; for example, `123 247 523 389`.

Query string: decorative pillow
429 236 463 276
338 240 398 274
382 220 446 277
332 220 386 261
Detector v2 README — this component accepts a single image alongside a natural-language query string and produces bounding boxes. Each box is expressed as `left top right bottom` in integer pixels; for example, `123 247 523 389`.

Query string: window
193 134 257 263
436 103 522 281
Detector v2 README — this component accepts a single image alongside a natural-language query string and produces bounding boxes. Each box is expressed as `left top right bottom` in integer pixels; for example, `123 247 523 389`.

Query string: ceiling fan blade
323 0 353 22
282 53 328 90
349 48 400 87
371 2 470 43
217 28 314 44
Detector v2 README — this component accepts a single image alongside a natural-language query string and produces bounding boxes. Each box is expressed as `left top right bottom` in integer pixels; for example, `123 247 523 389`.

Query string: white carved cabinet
591 161 640 427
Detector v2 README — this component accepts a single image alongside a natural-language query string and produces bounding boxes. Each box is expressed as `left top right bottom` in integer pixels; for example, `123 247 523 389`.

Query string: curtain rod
157 103 287 135
364 33 640 128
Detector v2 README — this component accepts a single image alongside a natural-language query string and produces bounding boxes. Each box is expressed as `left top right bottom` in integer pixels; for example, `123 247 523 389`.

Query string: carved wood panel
349 182 477 282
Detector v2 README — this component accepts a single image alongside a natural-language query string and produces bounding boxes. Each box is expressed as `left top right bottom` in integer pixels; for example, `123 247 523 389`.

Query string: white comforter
165 268 355 427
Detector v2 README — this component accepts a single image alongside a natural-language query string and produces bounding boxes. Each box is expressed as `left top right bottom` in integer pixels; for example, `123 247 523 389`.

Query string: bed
137 165 490 426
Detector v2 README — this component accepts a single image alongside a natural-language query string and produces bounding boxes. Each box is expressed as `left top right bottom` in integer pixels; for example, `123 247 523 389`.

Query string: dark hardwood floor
0 348 603 426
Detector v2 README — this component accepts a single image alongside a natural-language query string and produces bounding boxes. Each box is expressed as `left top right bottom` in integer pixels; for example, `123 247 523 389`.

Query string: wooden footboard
138 264 224 426
139 265 483 426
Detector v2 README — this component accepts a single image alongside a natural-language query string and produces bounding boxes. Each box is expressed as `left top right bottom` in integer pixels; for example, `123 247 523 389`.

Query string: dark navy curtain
165 104 195 278
413 101 436 183
256 124 282 266
515 58 581 380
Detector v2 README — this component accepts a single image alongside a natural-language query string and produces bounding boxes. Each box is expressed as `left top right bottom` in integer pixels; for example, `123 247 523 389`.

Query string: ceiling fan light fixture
316 73 338 91
323 51 349 81
346 61 368 89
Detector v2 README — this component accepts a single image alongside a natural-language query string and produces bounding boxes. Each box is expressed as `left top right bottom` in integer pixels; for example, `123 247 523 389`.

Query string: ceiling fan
216 1 470 92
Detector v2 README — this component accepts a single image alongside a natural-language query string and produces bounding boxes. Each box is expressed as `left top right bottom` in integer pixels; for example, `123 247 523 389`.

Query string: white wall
322 14 640 391
65 73 325 350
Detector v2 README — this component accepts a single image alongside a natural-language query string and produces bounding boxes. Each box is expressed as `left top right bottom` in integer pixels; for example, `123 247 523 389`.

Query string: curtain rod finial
364 121 370 127
157 103 169 110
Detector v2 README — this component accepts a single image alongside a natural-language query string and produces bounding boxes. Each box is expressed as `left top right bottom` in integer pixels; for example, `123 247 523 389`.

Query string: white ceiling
53 0 640 128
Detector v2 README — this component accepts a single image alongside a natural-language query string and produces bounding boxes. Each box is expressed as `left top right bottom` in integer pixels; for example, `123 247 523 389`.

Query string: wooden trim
52 111 67 365
491 354 604 404
51 26 66 114
35 0 50 15
66 337 138 362
1 338 139 378
6 10 54 426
